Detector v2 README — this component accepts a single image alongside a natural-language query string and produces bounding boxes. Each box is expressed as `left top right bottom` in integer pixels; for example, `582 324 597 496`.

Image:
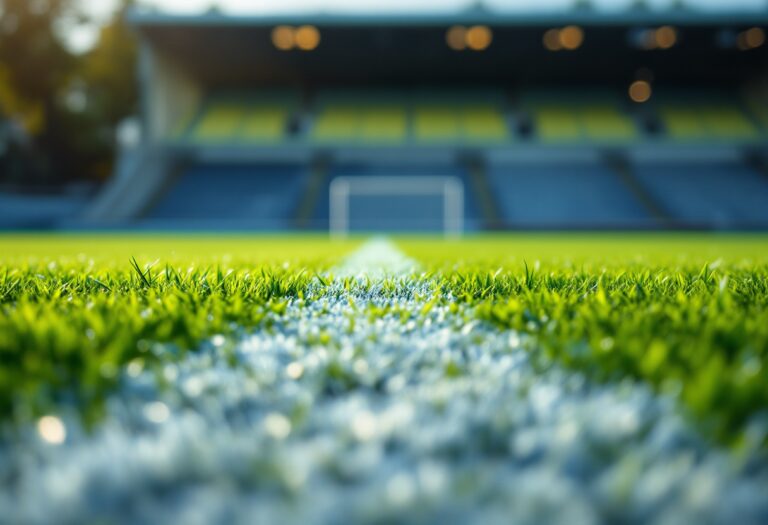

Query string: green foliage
0 0 138 183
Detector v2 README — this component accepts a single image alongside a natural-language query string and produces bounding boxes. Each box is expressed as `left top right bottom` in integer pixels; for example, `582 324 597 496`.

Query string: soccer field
2 233 768 524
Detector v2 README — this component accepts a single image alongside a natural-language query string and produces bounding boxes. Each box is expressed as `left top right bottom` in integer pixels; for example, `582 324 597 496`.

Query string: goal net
329 176 464 237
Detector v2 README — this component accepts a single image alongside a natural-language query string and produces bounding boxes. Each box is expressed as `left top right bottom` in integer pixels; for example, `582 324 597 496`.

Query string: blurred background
0 0 767 232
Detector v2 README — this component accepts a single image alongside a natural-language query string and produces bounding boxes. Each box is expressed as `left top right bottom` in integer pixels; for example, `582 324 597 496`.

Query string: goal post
329 176 464 238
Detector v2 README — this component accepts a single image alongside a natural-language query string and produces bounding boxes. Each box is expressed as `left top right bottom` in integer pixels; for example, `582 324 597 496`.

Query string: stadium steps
604 153 671 227
82 147 181 224
464 156 503 229
294 157 330 229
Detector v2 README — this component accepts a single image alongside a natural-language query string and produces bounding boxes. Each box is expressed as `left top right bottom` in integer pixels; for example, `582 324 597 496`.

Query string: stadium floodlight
329 176 464 238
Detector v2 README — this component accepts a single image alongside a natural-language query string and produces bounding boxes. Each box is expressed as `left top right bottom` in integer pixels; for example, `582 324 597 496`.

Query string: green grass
401 234 768 445
2 233 768 445
0 234 358 424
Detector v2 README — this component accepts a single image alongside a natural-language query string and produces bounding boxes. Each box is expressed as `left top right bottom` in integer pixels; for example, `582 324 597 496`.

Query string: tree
74 0 138 180
0 0 138 185
82 0 138 132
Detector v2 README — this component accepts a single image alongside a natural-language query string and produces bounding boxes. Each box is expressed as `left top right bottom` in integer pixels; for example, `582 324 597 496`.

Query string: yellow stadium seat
580 106 636 141
312 107 360 141
462 107 509 141
660 108 705 139
359 108 407 143
700 107 758 139
743 94 768 130
193 104 244 141
535 107 581 141
661 105 758 140
240 107 288 143
414 107 461 141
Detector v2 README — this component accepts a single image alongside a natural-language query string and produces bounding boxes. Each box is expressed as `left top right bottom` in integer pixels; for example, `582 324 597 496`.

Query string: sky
70 0 768 52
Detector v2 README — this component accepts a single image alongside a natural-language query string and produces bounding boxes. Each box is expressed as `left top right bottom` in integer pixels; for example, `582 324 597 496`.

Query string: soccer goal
329 176 464 238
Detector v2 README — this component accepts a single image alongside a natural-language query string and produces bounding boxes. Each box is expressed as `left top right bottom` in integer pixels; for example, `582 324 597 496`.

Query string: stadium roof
129 5 767 87
129 8 768 27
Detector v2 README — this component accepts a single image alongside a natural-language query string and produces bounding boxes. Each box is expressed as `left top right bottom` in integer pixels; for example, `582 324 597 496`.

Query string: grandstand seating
313 105 408 144
145 164 308 229
177 89 766 147
532 106 583 142
311 90 509 145
631 160 768 228
412 105 509 143
184 94 296 144
153 89 768 231
312 90 407 144
580 106 638 141
77 11 768 234
0 192 88 229
521 91 639 143
659 105 759 141
655 91 762 141
486 161 652 228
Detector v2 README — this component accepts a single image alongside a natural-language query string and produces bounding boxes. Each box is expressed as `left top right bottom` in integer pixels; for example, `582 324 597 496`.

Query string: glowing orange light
559 26 584 51
295 25 320 51
655 26 677 49
543 28 562 51
745 27 765 49
271 26 295 51
446 25 467 51
629 80 652 103
466 25 493 51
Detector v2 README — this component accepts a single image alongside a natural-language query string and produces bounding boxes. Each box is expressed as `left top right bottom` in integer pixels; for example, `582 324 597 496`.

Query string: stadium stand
0 192 88 229
312 91 409 144
631 159 768 229
144 164 308 229
657 95 761 142
183 94 297 144
486 160 653 229
63 8 768 232
521 91 639 143
309 90 509 145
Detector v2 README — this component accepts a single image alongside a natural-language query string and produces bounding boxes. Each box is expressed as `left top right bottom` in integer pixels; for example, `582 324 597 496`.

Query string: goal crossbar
329 176 464 238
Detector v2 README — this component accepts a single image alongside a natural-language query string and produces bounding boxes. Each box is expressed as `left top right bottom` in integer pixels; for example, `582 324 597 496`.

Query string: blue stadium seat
631 161 768 228
0 193 87 229
145 164 308 229
486 162 651 228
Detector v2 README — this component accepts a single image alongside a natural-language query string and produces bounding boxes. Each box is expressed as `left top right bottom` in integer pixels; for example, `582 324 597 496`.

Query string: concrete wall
142 43 202 143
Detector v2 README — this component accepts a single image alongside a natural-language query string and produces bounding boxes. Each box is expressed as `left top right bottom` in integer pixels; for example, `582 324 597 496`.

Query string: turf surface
1 233 768 523
2 233 767 438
